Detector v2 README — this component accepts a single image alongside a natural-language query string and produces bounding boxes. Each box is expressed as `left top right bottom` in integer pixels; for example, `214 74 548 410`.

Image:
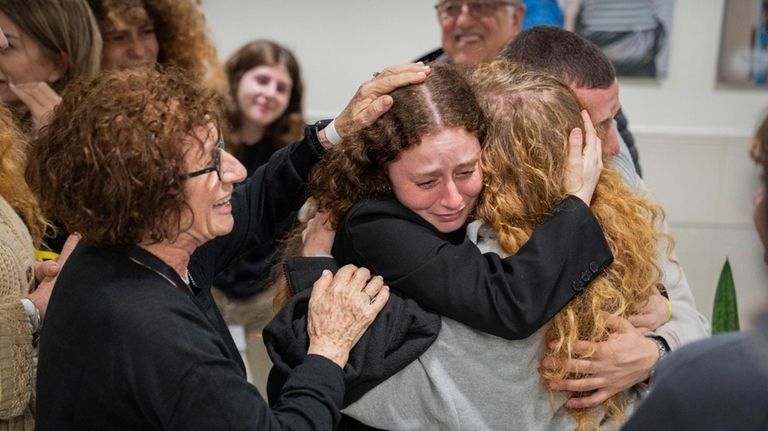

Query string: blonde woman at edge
0 104 77 429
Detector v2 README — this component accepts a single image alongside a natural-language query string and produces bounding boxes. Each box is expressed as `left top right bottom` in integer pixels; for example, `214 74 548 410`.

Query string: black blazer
333 195 613 339
265 194 613 414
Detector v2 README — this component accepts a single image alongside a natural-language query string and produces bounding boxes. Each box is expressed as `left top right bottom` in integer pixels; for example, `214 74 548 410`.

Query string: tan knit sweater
0 195 35 431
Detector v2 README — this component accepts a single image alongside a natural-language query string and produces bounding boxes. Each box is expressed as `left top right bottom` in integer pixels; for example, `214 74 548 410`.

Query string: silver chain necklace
128 256 193 294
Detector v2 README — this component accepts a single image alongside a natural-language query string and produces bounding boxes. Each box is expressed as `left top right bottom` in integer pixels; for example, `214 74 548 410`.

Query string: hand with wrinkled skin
26 233 80 320
10 81 62 133
318 63 431 148
628 286 669 333
543 314 658 409
306 265 389 368
564 110 603 206
301 210 336 257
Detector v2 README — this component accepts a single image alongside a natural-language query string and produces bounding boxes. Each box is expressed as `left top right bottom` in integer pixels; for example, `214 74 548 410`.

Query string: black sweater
36 126 348 430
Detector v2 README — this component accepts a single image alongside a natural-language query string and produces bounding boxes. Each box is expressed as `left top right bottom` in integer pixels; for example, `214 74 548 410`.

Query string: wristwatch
650 336 670 362
648 336 670 384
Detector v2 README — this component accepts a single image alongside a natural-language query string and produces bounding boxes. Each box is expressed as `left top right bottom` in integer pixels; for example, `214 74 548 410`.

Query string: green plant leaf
712 258 740 334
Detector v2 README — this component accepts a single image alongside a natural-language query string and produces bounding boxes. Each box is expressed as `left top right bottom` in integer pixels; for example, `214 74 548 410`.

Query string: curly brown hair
88 0 225 91
224 40 305 153
0 105 47 245
472 59 670 430
310 64 486 227
25 67 222 247
273 64 487 310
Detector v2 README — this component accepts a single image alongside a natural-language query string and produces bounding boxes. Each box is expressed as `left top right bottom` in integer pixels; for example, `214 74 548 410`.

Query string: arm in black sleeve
264 256 440 406
334 196 613 340
196 124 326 276
170 354 345 431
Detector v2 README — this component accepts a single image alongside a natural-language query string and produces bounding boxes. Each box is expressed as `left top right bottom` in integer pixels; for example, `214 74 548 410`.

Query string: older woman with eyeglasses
26 63 429 430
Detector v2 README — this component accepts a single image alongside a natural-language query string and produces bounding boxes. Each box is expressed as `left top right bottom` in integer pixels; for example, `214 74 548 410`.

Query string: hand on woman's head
563 110 603 206
321 63 430 148
305 265 389 368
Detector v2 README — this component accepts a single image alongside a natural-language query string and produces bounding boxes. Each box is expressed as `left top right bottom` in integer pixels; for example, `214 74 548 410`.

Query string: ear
46 52 69 83
511 4 526 34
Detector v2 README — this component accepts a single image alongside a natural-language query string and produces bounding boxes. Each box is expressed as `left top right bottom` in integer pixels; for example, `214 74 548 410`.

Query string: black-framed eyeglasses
434 0 517 20
186 131 225 181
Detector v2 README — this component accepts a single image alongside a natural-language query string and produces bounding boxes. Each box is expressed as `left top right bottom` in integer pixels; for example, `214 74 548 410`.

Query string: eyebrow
409 158 479 178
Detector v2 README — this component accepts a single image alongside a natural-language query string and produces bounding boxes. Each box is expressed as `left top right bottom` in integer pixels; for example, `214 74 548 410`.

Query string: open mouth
213 195 232 208
455 34 482 45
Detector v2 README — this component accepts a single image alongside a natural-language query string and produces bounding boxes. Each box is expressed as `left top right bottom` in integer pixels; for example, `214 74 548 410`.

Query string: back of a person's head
224 39 304 145
471 57 665 429
472 59 582 234
0 0 102 93
27 67 220 247
502 26 615 89
310 64 485 226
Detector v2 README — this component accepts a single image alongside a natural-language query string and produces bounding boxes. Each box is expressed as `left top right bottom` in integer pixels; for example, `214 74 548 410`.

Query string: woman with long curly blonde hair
472 59 669 429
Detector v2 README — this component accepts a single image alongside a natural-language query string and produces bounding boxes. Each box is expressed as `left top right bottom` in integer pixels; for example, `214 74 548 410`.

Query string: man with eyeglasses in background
418 0 525 65
417 0 645 177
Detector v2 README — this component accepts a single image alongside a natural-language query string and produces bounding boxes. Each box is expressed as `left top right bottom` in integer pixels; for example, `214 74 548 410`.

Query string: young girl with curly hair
265 63 620 429
268 60 670 431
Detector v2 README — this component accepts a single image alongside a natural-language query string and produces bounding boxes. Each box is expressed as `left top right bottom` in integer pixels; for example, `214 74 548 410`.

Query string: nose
455 3 475 26
440 179 464 210
220 151 247 184
263 82 278 99
0 32 7 51
128 38 149 59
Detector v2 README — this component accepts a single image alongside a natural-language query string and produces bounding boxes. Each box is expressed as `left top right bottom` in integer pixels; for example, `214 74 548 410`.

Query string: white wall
203 0 768 328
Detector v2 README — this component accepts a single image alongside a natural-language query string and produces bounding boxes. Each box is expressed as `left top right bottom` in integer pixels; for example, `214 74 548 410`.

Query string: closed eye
456 169 475 178
417 179 438 189
107 32 128 43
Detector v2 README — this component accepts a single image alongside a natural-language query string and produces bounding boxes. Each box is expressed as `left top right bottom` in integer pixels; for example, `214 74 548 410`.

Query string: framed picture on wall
718 0 768 87
568 0 675 79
